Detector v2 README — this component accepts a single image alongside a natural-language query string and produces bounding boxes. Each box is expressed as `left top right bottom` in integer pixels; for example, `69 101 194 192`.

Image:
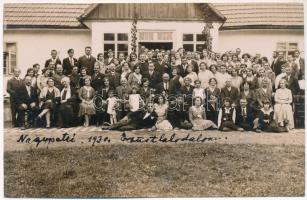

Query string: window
182 34 206 52
103 33 128 57
276 42 298 57
3 43 17 75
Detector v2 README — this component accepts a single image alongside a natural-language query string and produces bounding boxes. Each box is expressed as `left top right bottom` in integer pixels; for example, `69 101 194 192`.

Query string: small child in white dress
193 80 206 102
106 90 117 125
129 86 144 112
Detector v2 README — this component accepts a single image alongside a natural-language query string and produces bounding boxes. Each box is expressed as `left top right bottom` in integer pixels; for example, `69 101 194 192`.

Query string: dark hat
242 53 251 59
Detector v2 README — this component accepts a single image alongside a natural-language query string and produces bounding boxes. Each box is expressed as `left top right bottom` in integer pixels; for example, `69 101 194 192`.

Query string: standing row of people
6 46 304 132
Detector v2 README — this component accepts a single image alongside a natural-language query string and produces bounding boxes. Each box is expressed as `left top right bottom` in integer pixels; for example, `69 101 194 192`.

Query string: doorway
139 42 173 51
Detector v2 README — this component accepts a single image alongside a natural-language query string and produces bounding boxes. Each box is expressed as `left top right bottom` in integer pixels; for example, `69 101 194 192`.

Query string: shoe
238 128 244 132
255 129 261 133
20 126 26 130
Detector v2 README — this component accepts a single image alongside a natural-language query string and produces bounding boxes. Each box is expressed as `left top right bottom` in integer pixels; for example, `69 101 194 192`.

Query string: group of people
6 46 304 132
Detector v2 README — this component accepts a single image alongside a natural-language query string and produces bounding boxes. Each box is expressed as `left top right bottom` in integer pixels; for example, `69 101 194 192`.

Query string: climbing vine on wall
130 12 138 54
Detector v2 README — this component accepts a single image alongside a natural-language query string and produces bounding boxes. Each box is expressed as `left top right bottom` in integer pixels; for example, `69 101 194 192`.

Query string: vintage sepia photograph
2 0 305 198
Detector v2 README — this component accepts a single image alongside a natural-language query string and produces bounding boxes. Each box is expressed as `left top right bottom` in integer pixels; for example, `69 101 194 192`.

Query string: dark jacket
62 57 78 75
91 72 105 91
129 109 158 129
143 70 161 89
77 55 96 75
16 85 38 106
7 77 23 101
221 86 240 105
44 58 61 68
235 105 254 126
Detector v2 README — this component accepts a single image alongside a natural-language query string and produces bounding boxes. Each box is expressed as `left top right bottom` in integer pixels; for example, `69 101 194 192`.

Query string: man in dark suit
155 73 170 95
62 49 78 76
177 57 189 77
116 78 131 120
91 64 105 91
44 49 62 68
6 68 23 127
294 50 305 79
143 62 160 89
236 98 255 131
136 53 149 76
16 76 39 129
106 63 121 89
104 49 115 66
107 102 158 131
58 77 78 128
77 46 96 75
221 79 240 106
255 79 273 109
284 65 300 95
180 77 194 107
271 51 286 76
154 53 170 78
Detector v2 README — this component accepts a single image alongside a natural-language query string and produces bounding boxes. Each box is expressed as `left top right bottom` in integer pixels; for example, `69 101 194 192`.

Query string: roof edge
4 24 89 30
207 3 226 22
220 24 304 30
78 4 99 21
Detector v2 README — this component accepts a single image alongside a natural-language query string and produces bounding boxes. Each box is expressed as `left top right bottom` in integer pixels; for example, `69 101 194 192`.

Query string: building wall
218 29 304 58
89 21 222 55
3 29 91 95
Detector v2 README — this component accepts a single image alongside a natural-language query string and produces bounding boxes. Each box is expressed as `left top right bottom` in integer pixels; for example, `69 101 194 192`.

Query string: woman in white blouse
274 79 294 130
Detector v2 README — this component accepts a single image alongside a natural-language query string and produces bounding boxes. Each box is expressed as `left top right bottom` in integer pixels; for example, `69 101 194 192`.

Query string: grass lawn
4 144 304 197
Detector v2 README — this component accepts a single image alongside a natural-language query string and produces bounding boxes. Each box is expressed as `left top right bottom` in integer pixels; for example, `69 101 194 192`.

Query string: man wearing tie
177 57 189 77
44 50 62 68
62 49 77 76
155 73 170 95
77 46 96 75
16 76 39 129
6 68 23 127
143 62 160 89
235 98 255 131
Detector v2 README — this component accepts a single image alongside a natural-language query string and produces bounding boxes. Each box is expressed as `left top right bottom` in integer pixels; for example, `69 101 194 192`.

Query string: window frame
276 42 298 57
103 33 129 58
3 42 17 76
182 33 205 52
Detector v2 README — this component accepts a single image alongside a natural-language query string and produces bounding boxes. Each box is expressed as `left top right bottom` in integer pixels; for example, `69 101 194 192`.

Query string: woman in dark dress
258 101 287 132
240 81 256 108
204 77 221 105
205 94 220 125
139 78 154 103
169 67 183 95
78 67 88 88
242 67 259 90
37 78 60 128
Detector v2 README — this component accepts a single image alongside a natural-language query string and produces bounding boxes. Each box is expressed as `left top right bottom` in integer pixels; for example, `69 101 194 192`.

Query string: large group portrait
2 0 305 198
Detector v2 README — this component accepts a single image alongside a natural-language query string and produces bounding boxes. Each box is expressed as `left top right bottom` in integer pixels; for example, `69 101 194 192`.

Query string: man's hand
21 104 28 110
30 102 36 108
46 99 52 103
60 100 67 104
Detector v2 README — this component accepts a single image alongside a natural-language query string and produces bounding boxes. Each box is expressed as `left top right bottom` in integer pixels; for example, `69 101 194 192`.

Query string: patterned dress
189 106 217 130
154 103 173 130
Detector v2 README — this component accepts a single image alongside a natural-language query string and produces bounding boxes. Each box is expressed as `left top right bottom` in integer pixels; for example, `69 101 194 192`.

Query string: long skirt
274 103 294 129
156 120 173 130
192 119 217 130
